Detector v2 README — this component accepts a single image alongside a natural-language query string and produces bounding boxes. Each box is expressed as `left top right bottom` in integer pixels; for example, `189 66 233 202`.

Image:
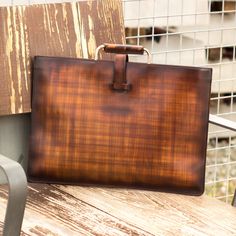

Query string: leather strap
111 54 131 92
104 43 144 55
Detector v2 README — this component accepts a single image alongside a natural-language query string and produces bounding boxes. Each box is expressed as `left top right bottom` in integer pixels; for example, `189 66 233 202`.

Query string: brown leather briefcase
28 44 212 195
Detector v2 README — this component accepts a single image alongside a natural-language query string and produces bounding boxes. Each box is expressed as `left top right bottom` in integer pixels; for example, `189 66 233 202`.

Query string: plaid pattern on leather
28 56 212 195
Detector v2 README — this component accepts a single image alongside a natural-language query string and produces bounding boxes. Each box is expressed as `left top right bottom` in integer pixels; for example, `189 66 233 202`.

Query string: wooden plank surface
1 184 236 235
0 184 150 236
57 185 236 236
0 0 125 116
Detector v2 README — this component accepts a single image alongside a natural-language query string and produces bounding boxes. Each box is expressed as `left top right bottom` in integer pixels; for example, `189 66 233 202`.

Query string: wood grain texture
1 183 236 235
57 185 236 236
0 184 149 236
0 0 125 116
28 56 211 195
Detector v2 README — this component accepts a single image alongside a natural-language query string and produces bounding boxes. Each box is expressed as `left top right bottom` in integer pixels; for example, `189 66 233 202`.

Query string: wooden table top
0 183 236 235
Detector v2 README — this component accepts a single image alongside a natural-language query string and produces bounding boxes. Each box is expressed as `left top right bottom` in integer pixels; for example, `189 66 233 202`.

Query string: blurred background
0 0 235 204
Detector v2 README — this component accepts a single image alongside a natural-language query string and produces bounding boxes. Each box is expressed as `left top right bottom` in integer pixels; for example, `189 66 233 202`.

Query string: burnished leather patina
28 44 212 195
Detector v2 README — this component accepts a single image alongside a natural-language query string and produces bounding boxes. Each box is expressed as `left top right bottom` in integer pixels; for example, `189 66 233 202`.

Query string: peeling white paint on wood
71 2 82 58
20 6 29 92
1 183 236 235
87 15 96 58
0 0 125 116
13 7 24 113
58 185 236 236
0 184 149 235
77 6 89 59
5 7 15 114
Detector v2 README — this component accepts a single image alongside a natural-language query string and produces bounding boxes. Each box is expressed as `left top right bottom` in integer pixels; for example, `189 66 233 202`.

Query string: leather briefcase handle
103 43 144 54
95 43 152 64
95 43 152 92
